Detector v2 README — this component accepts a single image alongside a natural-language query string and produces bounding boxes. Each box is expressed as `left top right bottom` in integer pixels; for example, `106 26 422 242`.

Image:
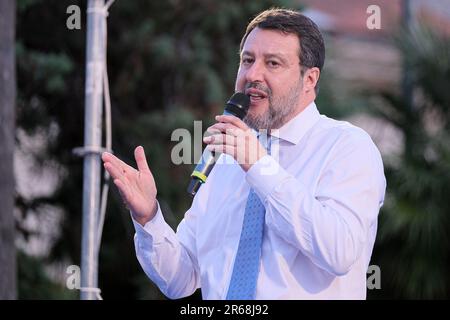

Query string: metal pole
81 0 105 300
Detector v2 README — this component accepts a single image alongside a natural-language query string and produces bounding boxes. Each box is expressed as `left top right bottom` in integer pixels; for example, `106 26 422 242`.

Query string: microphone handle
187 110 234 197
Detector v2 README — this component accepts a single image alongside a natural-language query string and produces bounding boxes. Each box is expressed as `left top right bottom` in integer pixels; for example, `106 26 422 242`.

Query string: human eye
241 56 254 65
267 60 280 68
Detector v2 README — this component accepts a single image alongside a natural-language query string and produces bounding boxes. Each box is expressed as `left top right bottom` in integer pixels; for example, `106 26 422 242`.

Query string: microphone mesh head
228 92 250 111
225 92 250 119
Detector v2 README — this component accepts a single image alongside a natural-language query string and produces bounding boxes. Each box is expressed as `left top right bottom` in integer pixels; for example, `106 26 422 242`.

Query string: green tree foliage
17 252 76 299
370 27 450 299
16 0 298 299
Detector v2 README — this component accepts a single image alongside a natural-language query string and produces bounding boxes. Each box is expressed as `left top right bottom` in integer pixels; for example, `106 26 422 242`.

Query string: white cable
105 0 116 10
97 0 113 258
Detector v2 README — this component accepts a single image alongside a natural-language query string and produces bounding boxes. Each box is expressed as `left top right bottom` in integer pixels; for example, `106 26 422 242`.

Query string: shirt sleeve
132 200 201 299
246 131 386 276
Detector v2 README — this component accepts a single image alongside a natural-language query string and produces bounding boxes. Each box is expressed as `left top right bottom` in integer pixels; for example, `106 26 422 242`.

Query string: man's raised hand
102 146 157 226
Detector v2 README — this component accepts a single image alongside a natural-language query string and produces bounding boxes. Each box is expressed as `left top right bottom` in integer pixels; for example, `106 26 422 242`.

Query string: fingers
101 151 120 165
102 152 134 174
206 144 236 158
104 161 126 182
203 133 237 146
102 153 124 179
134 146 150 172
215 114 248 130
207 123 239 135
103 161 134 205
102 152 136 195
102 148 153 212
207 113 249 136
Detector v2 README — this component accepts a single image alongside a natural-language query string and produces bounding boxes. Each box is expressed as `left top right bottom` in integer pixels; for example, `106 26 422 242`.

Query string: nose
245 60 264 83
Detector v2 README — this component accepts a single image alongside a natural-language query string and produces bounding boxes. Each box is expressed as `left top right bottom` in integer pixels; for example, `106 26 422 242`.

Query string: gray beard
244 83 301 131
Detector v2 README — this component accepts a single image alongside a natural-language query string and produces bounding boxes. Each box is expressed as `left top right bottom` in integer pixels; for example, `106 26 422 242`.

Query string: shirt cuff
245 155 290 201
131 201 167 243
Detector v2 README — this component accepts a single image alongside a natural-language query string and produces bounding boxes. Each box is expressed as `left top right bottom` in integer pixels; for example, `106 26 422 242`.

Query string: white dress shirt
132 101 386 300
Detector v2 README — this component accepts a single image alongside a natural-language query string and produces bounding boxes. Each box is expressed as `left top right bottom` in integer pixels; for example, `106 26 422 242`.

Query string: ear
303 67 320 95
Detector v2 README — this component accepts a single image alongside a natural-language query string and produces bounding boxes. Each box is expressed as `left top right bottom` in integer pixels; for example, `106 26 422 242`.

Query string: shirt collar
270 101 321 145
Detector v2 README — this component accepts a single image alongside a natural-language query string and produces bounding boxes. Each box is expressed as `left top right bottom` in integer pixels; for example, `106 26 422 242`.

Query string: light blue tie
226 189 265 300
226 135 270 300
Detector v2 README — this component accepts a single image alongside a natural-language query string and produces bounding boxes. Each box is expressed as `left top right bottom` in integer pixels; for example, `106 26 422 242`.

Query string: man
102 9 386 299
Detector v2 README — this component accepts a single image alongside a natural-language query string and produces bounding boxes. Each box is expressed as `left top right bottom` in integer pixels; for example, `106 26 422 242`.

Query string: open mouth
249 93 265 101
246 88 268 103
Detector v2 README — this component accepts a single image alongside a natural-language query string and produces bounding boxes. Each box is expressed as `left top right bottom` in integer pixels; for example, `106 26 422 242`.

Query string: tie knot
257 131 271 155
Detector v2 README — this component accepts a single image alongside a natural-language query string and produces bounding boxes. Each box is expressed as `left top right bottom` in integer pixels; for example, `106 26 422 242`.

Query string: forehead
242 27 300 58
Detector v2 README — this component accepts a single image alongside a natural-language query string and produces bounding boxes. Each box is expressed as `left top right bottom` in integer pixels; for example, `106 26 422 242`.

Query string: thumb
134 146 150 172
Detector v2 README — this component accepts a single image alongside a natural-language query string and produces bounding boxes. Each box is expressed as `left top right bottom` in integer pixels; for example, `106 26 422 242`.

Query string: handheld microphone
187 92 250 197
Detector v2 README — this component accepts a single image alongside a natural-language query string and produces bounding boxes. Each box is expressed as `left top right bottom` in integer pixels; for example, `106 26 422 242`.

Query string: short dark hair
240 8 325 94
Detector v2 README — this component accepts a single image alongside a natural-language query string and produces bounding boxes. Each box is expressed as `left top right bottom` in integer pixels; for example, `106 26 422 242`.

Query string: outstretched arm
102 146 200 298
